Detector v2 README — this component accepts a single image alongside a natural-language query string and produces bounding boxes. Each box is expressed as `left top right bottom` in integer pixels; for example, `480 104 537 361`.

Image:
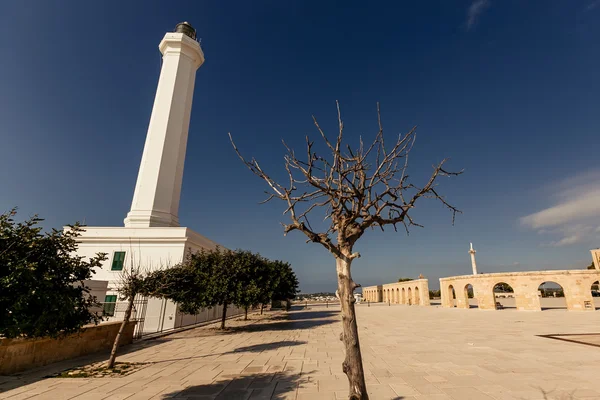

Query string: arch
401 288 406 304
493 282 514 309
464 283 478 309
538 281 566 310
414 286 420 305
407 287 412 305
447 284 456 307
592 280 600 310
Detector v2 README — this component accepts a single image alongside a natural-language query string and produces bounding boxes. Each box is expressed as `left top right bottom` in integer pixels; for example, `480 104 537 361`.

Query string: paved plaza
1 304 600 400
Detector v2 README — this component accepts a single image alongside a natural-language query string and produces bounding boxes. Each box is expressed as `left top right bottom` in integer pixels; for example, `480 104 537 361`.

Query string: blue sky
1 1 599 292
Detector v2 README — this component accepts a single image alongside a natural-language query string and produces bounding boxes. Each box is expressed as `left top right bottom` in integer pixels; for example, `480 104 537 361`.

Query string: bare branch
230 103 462 259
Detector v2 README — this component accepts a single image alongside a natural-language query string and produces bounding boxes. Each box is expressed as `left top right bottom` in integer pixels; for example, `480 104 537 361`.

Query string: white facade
74 226 221 334
67 24 242 335
75 227 219 286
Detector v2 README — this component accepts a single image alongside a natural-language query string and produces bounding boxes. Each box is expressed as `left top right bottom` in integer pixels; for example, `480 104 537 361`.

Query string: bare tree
230 102 462 399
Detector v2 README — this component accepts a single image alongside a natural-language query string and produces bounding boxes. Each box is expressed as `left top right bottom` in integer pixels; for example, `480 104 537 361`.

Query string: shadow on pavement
163 309 339 338
160 371 405 400
146 340 308 363
228 310 337 333
161 371 304 399
0 310 337 394
229 340 306 353
0 337 167 393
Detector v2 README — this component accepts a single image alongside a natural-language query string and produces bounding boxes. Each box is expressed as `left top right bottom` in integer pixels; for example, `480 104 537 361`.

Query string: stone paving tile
442 386 496 399
3 305 600 399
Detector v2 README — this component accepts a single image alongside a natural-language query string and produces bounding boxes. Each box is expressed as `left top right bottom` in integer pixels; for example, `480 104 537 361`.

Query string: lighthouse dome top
175 21 197 41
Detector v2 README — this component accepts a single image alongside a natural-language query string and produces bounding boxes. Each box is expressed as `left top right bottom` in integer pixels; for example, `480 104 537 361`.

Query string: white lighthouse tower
67 23 240 334
124 22 203 228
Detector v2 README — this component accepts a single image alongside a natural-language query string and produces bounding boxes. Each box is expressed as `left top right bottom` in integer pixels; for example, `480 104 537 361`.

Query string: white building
68 22 239 335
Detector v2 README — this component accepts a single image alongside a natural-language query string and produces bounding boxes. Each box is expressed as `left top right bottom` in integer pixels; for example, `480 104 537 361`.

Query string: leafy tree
493 283 514 293
230 102 461 399
270 260 299 310
428 290 441 299
252 258 278 315
588 263 596 270
0 209 106 338
145 247 250 329
398 277 412 282
144 249 299 326
232 250 266 320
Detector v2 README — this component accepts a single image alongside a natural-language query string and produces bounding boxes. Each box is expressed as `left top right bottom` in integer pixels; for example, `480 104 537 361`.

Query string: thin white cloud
520 188 600 229
467 0 491 30
521 171 600 247
549 235 581 247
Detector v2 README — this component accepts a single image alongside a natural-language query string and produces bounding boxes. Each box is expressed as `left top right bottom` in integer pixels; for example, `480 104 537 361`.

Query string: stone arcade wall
0 321 136 375
363 279 430 306
440 269 600 311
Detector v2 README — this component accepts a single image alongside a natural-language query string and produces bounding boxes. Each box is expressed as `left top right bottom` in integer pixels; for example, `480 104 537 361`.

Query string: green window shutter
103 295 117 317
111 251 126 271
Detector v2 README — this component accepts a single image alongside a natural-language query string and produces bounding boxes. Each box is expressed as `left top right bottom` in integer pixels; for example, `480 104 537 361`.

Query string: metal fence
99 297 244 339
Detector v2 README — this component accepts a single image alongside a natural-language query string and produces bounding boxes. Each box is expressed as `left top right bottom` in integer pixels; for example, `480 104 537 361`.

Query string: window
111 251 126 271
103 295 117 317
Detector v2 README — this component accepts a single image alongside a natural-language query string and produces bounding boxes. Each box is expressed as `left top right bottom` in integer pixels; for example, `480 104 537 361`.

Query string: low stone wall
363 279 430 306
0 321 136 375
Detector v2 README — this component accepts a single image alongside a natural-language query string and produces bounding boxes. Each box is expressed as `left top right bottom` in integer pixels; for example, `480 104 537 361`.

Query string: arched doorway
592 281 600 310
465 284 478 308
414 287 420 305
407 287 412 305
537 281 567 310
448 285 456 307
493 282 514 309
393 288 398 304
396 288 400 304
401 288 406 304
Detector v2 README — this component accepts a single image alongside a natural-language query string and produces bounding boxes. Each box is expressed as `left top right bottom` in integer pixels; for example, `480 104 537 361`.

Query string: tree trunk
107 295 134 369
260 303 264 314
244 306 248 320
336 257 368 399
220 303 228 329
